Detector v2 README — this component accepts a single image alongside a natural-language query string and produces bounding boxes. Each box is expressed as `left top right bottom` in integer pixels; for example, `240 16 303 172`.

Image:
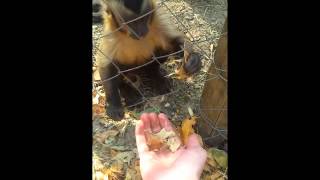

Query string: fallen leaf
181 116 196 145
154 128 176 139
106 130 119 138
145 132 163 151
207 158 217 168
112 151 135 165
124 168 135 180
210 172 224 180
133 160 142 180
93 104 106 117
145 129 182 152
110 145 128 151
93 90 98 98
208 148 228 170
98 96 106 106
167 136 181 152
101 162 123 180
95 130 119 143
102 130 119 145
175 66 189 80
110 149 118 157
94 131 111 144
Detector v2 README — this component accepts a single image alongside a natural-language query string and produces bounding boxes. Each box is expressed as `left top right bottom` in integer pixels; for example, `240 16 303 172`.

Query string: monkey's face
108 0 154 40
122 13 151 40
92 0 106 24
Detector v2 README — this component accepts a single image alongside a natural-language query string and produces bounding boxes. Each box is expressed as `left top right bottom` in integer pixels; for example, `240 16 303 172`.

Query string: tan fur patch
96 6 182 67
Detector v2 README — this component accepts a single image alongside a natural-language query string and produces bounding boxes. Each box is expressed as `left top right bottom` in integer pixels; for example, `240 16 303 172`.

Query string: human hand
135 113 207 180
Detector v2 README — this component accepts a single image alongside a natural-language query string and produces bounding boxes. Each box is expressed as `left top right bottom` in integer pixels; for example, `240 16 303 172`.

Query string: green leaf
208 148 228 170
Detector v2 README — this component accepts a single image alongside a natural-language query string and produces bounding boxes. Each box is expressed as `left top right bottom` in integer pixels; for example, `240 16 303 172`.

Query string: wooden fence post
198 17 227 150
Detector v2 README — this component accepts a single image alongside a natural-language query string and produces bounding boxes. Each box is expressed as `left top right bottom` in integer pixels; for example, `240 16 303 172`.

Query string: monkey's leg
99 64 124 121
119 75 143 110
144 62 172 95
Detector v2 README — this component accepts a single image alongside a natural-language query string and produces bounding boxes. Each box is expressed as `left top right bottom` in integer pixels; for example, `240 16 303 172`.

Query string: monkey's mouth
129 33 148 40
128 26 149 40
129 34 141 40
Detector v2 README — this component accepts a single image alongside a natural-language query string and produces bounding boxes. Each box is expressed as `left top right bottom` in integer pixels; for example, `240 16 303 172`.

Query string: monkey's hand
174 52 201 80
183 52 201 75
106 104 124 121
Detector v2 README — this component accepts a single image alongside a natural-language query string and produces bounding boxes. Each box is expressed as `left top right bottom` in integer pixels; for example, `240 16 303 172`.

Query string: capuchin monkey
94 0 202 121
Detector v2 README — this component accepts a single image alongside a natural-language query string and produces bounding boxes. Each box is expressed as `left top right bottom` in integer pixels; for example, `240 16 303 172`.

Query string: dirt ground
92 0 228 179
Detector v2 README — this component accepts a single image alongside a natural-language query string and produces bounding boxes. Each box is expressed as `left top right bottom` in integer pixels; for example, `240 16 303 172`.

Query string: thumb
186 133 202 148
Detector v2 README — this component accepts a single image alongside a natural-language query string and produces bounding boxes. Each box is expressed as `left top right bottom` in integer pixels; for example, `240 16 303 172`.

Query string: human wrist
156 169 200 180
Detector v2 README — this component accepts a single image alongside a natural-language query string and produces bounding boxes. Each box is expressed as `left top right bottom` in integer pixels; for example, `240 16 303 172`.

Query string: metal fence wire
93 0 228 148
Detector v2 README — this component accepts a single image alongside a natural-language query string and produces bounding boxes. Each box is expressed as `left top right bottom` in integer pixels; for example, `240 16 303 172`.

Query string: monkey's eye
93 4 101 13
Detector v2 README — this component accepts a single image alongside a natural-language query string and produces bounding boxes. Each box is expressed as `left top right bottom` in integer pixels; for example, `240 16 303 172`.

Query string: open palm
135 113 207 180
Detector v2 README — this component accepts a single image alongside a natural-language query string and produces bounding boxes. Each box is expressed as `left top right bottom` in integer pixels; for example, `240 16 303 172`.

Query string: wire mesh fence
93 0 227 149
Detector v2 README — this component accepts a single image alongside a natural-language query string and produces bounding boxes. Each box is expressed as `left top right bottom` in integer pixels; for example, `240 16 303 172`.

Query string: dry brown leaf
166 59 182 66
154 128 176 139
101 162 124 180
145 132 163 151
145 129 182 152
94 130 119 143
202 174 212 180
111 149 118 157
99 95 106 106
112 151 135 165
125 168 135 180
175 66 190 80
203 163 212 173
110 162 123 173
202 170 225 180
207 158 218 168
134 160 140 173
93 90 98 98
167 136 182 152
93 104 106 117
94 131 109 144
210 172 224 180
106 130 119 138
125 168 142 180
134 160 142 180
181 116 196 145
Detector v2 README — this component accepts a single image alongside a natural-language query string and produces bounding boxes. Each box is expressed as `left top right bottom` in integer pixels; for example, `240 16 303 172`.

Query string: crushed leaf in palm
145 128 182 152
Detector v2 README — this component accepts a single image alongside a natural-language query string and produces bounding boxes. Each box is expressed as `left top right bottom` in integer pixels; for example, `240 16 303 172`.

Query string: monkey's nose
130 27 148 40
129 33 140 40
